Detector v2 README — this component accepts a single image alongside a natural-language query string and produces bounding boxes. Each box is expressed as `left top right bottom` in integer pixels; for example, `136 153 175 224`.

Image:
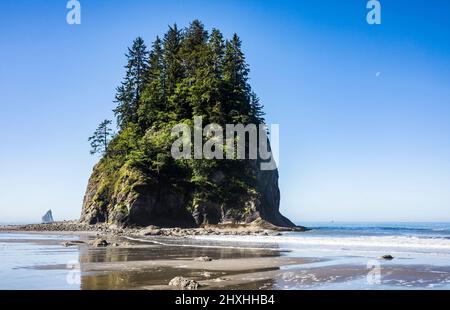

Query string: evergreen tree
209 29 225 78
187 28 226 121
206 29 226 122
170 21 209 121
163 24 183 97
223 34 251 122
89 119 113 155
181 20 208 78
138 37 165 129
249 92 265 124
113 83 134 128
184 20 208 50
128 37 150 101
113 37 149 129
223 34 249 89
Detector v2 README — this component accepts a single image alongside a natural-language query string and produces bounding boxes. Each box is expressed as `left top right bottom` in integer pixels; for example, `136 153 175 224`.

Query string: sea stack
41 210 54 224
80 20 295 229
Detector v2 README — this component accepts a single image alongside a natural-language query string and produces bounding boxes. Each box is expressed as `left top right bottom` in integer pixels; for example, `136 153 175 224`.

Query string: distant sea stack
42 210 54 224
80 20 295 229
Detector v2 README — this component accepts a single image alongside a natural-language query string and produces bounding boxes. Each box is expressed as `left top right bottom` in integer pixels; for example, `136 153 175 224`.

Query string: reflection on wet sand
78 237 290 289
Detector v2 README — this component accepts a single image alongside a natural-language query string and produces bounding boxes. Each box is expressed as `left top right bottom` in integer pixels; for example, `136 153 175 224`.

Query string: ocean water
192 222 450 265
188 222 450 289
0 233 81 290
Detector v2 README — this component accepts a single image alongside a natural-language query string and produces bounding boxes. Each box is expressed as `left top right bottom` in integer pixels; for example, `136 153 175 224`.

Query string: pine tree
113 83 134 128
223 34 251 122
163 24 183 97
249 92 265 124
224 34 250 89
148 37 164 82
181 20 208 78
205 28 226 122
209 29 225 78
113 37 149 129
128 37 150 101
138 37 165 129
170 21 208 121
89 120 113 155
184 20 208 50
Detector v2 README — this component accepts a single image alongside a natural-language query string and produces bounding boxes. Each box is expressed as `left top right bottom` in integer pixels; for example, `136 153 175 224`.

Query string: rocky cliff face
81 159 294 228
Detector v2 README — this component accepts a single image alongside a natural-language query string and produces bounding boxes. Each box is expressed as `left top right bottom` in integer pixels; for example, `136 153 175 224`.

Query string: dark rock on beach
381 255 394 260
168 277 200 290
90 238 109 247
195 256 213 262
139 226 162 236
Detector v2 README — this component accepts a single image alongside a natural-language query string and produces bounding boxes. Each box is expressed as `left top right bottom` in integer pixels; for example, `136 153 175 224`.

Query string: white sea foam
191 234 450 251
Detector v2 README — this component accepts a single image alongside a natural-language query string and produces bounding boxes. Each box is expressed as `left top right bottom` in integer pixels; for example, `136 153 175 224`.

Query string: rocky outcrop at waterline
80 161 297 229
0 220 306 235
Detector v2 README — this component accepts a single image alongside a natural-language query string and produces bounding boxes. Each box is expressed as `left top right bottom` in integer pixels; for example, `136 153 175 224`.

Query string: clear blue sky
1 0 449 223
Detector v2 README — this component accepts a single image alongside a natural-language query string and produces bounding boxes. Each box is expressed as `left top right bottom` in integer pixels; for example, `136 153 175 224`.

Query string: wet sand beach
2 229 450 290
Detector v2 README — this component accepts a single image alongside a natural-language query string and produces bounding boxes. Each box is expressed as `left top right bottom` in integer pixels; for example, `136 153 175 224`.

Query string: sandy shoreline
0 220 303 289
1 229 312 289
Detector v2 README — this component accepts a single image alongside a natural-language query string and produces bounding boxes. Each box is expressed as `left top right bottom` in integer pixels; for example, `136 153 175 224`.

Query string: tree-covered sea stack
81 20 294 228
